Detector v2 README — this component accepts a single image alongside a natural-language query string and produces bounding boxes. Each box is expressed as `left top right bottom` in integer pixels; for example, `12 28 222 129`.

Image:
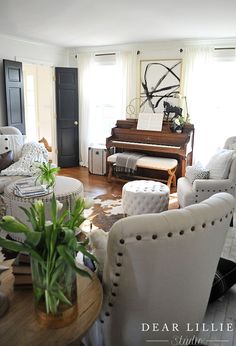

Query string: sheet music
137 113 163 131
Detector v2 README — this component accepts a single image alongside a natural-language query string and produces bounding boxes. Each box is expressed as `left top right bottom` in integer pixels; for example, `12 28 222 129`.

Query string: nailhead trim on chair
194 186 235 204
101 238 127 321
101 209 235 323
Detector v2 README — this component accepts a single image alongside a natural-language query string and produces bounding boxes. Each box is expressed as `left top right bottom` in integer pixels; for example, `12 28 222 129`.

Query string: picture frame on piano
140 59 182 115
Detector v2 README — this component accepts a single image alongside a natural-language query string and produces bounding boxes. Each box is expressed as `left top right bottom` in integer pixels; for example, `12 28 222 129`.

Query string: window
184 48 236 164
23 63 56 163
89 55 124 146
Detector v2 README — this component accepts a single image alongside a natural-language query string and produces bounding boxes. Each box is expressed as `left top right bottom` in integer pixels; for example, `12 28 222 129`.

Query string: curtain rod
95 53 116 56
180 47 235 52
214 47 235 50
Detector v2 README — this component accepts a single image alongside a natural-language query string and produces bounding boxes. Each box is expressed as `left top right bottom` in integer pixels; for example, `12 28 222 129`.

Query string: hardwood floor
59 167 123 198
59 166 177 198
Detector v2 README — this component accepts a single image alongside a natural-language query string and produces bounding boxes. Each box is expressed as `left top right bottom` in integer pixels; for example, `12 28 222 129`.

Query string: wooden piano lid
116 119 194 133
116 119 137 129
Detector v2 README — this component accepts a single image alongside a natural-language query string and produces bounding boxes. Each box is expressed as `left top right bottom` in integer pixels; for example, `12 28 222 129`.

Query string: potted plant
0 195 96 328
170 115 187 133
35 162 60 190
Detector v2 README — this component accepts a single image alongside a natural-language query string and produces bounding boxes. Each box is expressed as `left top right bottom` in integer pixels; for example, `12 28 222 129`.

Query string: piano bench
107 154 178 188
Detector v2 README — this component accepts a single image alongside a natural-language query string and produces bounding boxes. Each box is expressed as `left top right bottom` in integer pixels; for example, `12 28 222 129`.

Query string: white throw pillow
206 149 234 179
185 162 210 184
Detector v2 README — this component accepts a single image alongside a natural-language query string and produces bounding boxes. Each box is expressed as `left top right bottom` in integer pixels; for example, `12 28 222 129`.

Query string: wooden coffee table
0 260 103 346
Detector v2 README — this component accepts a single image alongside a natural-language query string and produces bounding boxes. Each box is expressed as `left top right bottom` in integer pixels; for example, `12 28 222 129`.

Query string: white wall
69 37 236 119
69 37 236 64
0 34 69 126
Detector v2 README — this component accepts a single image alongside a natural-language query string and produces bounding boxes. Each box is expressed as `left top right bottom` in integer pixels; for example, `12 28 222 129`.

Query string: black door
55 68 79 167
3 60 26 134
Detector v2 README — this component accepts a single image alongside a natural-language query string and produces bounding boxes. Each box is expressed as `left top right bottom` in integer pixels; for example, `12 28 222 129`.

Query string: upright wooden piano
106 119 194 182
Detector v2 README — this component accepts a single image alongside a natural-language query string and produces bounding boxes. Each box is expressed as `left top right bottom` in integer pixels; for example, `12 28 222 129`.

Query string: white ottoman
3 176 84 242
122 180 169 216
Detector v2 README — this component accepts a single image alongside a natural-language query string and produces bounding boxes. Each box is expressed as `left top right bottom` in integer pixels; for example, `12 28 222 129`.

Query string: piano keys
106 119 194 180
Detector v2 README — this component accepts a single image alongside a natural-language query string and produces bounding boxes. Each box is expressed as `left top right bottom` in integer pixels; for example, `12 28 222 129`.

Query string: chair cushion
206 148 234 179
185 163 210 184
108 154 178 170
0 151 13 171
209 257 236 303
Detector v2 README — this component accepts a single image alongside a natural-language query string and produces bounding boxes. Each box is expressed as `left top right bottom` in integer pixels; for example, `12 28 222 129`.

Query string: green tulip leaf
25 231 42 247
57 245 91 278
0 237 29 253
0 217 31 234
53 288 72 306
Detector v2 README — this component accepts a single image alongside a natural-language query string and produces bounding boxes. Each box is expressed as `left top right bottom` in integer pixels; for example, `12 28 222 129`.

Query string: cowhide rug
83 193 179 232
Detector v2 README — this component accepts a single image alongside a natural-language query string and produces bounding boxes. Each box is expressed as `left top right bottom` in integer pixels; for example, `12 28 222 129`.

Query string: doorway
23 63 57 164
55 67 79 168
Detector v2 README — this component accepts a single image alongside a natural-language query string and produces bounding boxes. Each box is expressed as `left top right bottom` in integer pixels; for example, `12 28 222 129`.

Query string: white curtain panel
182 47 214 164
78 52 95 166
117 50 138 119
78 51 133 167
182 47 236 165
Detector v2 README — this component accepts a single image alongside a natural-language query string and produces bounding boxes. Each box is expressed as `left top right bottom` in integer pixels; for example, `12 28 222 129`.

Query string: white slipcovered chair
85 193 235 346
177 137 236 208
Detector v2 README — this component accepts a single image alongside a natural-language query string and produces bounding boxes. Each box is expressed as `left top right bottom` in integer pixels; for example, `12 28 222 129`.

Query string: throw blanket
1 142 48 176
116 152 144 174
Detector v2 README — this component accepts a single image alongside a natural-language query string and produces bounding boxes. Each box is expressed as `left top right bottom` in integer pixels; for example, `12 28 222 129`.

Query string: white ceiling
0 0 236 48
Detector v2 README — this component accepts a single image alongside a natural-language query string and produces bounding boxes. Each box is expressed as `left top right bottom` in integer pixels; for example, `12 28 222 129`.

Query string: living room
0 1 236 346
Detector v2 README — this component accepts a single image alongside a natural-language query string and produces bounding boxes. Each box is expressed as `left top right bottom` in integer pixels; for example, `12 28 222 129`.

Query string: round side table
0 260 103 346
3 176 84 241
122 180 169 216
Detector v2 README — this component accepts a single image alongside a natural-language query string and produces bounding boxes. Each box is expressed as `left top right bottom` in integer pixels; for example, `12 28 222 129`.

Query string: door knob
74 121 78 126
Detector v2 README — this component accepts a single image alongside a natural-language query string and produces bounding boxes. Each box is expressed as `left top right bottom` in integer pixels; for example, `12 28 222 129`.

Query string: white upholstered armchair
177 137 236 208
85 193 235 346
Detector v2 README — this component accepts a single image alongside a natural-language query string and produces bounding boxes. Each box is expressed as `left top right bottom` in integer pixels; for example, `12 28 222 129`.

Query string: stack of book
14 180 48 197
12 253 32 290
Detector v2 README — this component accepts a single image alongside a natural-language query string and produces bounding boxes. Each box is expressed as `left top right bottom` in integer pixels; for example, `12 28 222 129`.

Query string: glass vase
31 258 78 328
